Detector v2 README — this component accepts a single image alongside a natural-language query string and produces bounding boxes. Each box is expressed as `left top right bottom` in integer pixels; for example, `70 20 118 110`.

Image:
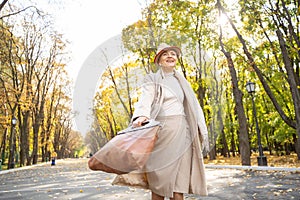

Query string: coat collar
157 68 180 80
153 69 209 151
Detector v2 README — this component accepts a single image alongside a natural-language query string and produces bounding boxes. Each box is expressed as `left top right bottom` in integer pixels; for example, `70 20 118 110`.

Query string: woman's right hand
132 116 149 128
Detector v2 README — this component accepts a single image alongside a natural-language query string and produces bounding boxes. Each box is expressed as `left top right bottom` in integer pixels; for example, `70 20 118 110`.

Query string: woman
131 43 209 200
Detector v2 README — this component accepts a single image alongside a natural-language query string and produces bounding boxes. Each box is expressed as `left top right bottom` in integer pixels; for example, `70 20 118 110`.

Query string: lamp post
246 81 268 166
8 116 17 169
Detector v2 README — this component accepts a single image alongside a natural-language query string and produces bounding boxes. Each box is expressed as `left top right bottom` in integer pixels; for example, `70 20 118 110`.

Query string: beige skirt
112 115 196 198
145 115 193 198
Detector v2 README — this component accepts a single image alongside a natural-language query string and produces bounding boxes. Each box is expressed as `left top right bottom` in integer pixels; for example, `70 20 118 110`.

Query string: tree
219 0 300 159
90 0 300 165
0 1 74 168
216 3 251 165
0 19 25 168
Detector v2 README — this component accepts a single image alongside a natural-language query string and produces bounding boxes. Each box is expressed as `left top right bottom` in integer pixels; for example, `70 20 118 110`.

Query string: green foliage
92 0 300 158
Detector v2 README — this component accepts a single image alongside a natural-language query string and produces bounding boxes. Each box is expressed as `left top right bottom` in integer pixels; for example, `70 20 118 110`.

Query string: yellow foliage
204 152 300 168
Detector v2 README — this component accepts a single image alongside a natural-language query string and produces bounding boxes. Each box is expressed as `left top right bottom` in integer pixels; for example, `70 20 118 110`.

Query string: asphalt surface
0 158 299 200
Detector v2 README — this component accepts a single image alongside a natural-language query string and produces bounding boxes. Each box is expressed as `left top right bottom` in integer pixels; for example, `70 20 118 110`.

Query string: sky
52 0 145 80
27 0 146 134
16 0 145 79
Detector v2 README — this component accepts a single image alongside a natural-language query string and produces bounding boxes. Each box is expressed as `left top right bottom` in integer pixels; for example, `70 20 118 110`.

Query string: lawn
204 152 300 168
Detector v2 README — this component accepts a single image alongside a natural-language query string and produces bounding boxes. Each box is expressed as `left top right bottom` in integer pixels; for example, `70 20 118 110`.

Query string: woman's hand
132 116 149 127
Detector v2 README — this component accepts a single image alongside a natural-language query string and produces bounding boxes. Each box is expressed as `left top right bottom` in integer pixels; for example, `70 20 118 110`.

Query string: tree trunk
17 106 25 167
208 122 216 160
8 126 15 169
0 128 8 164
22 111 31 166
41 130 46 162
107 66 131 119
231 129 236 157
217 0 250 165
219 40 251 165
32 123 39 164
229 59 250 165
220 130 230 157
227 93 236 157
276 29 300 159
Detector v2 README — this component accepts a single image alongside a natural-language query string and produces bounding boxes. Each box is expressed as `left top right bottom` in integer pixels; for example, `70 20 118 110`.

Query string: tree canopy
90 0 300 165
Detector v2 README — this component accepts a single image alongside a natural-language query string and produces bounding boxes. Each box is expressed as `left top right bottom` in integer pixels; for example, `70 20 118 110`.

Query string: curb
205 164 300 172
1 160 299 175
0 159 63 175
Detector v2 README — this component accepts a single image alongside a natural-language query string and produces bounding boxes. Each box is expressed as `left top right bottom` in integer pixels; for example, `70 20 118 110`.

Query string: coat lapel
115 69 208 196
174 70 209 151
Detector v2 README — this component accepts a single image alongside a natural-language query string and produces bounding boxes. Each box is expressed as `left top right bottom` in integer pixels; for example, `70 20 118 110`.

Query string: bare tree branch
0 0 9 12
0 5 41 20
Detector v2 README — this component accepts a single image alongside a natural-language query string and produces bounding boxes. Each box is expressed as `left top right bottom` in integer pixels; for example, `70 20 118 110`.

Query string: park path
0 158 299 199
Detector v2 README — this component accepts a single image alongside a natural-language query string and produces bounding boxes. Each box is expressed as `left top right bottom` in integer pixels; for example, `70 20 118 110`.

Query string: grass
204 152 300 168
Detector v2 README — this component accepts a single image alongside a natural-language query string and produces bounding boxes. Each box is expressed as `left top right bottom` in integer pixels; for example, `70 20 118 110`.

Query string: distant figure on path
51 151 57 166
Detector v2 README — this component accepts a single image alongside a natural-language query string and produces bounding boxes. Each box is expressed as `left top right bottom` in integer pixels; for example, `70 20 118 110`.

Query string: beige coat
113 69 208 196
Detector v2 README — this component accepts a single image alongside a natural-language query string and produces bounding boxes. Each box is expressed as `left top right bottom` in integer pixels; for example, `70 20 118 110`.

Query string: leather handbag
90 120 161 174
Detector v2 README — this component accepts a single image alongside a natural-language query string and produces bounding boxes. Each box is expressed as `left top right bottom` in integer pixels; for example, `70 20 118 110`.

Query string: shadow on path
0 158 299 199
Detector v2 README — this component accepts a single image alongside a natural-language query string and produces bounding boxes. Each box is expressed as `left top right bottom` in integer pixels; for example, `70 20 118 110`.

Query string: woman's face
158 50 178 69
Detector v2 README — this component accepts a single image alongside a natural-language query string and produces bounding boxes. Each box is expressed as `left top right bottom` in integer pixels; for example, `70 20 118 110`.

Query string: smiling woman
111 43 209 200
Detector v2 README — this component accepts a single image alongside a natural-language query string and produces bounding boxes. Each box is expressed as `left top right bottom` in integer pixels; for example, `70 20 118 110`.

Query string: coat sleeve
131 74 155 121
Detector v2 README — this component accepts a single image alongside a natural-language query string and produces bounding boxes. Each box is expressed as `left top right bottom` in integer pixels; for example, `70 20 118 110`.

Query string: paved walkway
0 158 299 199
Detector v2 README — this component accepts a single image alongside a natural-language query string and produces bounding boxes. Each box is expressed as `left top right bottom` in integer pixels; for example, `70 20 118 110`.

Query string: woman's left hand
132 116 148 128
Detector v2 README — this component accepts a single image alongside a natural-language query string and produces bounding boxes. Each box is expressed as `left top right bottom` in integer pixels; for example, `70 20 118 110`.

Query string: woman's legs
151 191 164 200
170 192 183 200
151 192 183 200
